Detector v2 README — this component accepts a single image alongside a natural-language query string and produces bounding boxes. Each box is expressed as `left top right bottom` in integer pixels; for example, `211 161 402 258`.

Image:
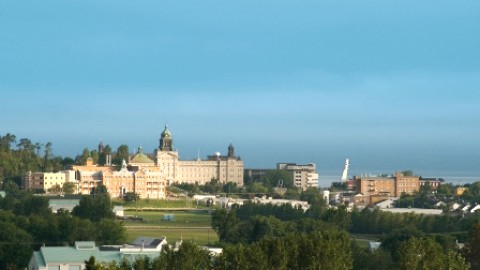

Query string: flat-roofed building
394 172 420 197
355 176 394 196
355 172 420 197
277 163 319 190
28 237 167 270
24 171 67 193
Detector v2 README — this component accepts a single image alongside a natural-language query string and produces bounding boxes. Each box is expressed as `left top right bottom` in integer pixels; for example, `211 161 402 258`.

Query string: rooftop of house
31 237 167 268
34 242 120 268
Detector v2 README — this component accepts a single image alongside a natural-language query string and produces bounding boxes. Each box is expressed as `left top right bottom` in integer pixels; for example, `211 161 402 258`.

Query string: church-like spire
159 125 173 151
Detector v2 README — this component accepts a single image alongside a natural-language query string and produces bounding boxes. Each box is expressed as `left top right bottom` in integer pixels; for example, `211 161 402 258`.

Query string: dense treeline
351 207 479 235
209 200 479 269
212 201 480 244
83 231 353 270
81 229 471 270
0 133 133 190
0 133 73 188
0 187 125 269
173 169 302 199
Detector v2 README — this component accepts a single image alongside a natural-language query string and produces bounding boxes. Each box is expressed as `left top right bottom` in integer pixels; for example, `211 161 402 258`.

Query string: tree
212 208 243 243
90 150 99 165
437 183 454 197
173 241 212 269
330 181 348 192
63 182 77 194
0 221 33 269
203 178 223 194
15 195 50 216
28 213 60 246
300 187 324 204
123 192 139 202
381 226 423 262
113 145 129 166
44 142 53 160
402 170 415 176
85 256 101 270
323 205 351 230
34 142 43 156
43 142 53 171
246 182 268 195
261 169 293 189
56 214 96 244
72 188 115 222
62 157 75 169
463 222 480 269
17 138 35 153
48 184 62 194
446 251 470 270
0 133 16 152
305 195 328 219
75 148 91 165
398 237 450 270
95 219 127 245
98 144 112 166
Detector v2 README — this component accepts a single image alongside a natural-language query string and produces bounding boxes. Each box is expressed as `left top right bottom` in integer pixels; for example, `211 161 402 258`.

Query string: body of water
318 170 480 188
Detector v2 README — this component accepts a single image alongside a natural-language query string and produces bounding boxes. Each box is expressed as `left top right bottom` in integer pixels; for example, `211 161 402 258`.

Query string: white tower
341 158 349 182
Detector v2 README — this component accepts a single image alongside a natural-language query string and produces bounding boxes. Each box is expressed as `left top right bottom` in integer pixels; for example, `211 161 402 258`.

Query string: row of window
398 183 417 187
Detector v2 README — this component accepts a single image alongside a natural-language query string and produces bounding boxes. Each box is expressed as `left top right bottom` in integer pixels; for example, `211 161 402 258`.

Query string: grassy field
113 198 217 210
123 210 212 227
114 199 194 208
126 227 218 246
123 210 218 246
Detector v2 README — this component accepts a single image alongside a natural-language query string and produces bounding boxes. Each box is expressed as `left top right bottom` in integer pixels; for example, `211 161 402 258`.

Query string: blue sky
1 1 480 178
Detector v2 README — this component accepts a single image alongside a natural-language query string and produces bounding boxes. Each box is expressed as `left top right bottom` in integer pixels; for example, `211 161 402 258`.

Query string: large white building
155 126 244 186
68 126 244 198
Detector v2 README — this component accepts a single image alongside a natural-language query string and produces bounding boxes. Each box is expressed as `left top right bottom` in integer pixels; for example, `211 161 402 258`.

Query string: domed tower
159 125 173 151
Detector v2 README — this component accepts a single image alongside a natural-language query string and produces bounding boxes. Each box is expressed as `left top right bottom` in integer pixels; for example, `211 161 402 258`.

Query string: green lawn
126 227 218 246
114 199 193 208
123 210 212 227
122 210 218 246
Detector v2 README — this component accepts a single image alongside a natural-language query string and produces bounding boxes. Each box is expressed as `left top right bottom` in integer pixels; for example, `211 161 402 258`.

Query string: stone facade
154 126 244 187
70 126 243 198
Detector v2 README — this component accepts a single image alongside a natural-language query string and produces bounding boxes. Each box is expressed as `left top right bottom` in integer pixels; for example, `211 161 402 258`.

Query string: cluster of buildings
23 126 322 199
23 126 244 199
336 172 444 207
